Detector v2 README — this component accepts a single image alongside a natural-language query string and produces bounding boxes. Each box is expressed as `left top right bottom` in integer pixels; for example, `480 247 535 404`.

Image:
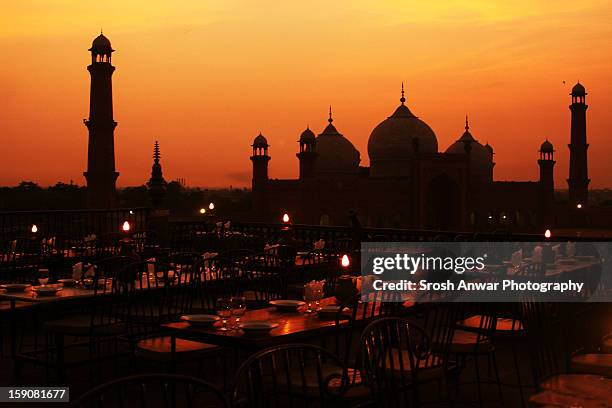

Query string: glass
216 298 232 331
312 286 324 311
231 296 247 327
38 268 49 287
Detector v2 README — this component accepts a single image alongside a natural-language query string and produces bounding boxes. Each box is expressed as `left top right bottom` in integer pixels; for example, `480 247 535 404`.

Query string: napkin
72 262 83 280
313 239 325 250
511 249 523 266
566 242 575 257
532 246 543 263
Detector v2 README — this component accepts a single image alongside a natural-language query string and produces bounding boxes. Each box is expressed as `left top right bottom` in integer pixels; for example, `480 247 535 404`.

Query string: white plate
239 321 279 333
0 284 31 292
269 300 305 311
180 314 220 327
32 286 62 296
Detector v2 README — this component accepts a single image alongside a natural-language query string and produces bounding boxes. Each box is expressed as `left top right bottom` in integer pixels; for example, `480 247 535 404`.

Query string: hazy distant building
83 33 119 208
249 84 592 232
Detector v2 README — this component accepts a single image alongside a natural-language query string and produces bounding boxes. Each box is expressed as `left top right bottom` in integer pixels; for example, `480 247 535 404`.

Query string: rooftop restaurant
0 208 610 407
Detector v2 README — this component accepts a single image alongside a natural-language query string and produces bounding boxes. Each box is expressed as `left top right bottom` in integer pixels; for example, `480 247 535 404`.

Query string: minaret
83 33 119 208
538 139 556 225
147 141 167 208
250 133 270 182
297 126 317 179
250 133 270 219
567 82 589 207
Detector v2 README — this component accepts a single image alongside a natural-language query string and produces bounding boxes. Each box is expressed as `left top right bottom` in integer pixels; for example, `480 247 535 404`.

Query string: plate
0 284 31 292
239 321 279 335
32 286 62 296
58 279 77 287
269 300 305 312
180 314 220 327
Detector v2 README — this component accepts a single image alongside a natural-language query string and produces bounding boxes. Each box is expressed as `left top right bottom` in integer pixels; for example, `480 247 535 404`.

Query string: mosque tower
83 33 119 208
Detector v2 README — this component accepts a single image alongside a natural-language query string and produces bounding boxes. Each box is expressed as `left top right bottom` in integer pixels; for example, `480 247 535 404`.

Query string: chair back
70 373 228 408
232 344 349 408
360 316 453 407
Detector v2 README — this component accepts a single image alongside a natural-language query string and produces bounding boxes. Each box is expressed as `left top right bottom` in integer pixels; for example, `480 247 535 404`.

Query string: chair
44 256 136 382
70 373 228 408
451 303 504 407
359 316 455 408
231 344 349 408
520 299 611 405
124 260 222 368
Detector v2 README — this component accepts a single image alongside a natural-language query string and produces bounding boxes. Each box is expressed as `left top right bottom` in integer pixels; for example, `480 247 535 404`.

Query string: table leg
55 333 65 383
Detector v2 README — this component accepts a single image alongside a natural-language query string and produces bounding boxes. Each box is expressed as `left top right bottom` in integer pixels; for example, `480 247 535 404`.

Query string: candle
282 213 290 223
122 221 131 233
341 254 350 268
31 224 38 233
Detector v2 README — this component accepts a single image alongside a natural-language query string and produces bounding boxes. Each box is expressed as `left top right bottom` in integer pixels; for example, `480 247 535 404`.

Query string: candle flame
576 203 582 209
199 208 206 214
282 213 290 223
122 221 131 232
31 224 38 233
544 229 552 238
208 202 215 210
341 254 350 268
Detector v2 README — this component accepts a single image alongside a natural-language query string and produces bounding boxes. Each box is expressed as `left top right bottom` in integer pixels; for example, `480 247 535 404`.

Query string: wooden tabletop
529 374 612 407
162 298 352 350
0 285 96 303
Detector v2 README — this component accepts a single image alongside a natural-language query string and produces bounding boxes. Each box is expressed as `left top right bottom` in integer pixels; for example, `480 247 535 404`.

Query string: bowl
32 286 62 297
180 314 220 328
269 300 305 312
58 279 77 287
239 321 279 335
0 283 31 293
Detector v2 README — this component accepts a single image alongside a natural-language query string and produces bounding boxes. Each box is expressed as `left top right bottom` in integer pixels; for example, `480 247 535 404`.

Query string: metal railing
0 208 149 241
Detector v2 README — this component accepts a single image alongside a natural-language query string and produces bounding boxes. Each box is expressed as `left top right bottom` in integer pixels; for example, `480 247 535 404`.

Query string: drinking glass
231 296 247 327
216 298 232 331
304 284 314 313
38 268 49 287
313 286 324 311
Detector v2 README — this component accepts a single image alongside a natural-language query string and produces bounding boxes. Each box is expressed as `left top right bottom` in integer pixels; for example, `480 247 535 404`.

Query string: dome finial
328 106 333 124
400 82 406 105
465 115 469 131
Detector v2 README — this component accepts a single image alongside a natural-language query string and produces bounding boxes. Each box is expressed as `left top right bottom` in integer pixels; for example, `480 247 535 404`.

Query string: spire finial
400 82 406 105
153 141 161 163
328 106 333 124
465 115 469 131
100 28 103 35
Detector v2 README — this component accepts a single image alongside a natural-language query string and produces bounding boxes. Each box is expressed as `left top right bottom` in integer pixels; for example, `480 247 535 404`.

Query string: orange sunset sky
0 1 611 188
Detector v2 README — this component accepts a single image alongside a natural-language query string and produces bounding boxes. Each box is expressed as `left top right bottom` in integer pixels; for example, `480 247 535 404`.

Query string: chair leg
511 341 526 407
474 354 483 408
491 351 504 407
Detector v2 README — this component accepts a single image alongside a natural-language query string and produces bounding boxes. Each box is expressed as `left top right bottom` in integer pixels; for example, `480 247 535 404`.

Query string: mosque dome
89 33 114 54
299 127 316 143
315 110 360 175
540 139 554 153
252 133 268 147
571 82 586 96
368 86 438 177
445 117 493 184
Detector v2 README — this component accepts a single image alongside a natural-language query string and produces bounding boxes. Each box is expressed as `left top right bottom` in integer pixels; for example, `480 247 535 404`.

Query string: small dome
571 82 586 96
368 90 438 177
89 33 114 54
252 133 268 147
540 139 554 153
445 120 493 184
299 127 316 143
315 118 360 175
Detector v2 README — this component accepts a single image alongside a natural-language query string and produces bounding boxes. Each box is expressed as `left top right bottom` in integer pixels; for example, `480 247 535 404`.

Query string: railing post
148 208 169 248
